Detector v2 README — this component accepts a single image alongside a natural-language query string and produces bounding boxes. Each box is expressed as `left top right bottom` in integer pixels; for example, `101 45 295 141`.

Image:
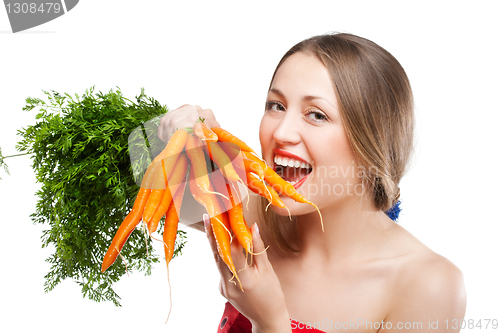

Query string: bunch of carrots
101 121 322 290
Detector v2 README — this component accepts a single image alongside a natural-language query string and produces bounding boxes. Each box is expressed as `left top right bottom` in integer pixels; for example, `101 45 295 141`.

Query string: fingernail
203 214 210 230
253 223 260 238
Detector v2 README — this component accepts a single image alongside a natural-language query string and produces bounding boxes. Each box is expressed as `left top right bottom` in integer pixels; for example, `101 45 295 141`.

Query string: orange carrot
142 161 168 224
102 129 188 272
245 172 286 209
218 141 241 159
101 187 150 272
241 150 265 164
229 157 247 182
137 128 187 191
224 181 252 254
217 142 247 181
163 174 188 264
210 174 252 253
211 127 257 155
153 129 188 164
213 211 242 290
193 120 218 142
242 155 266 180
188 166 225 225
207 142 241 182
185 133 212 193
148 153 189 233
243 153 324 231
146 128 188 190
188 167 242 290
139 158 161 190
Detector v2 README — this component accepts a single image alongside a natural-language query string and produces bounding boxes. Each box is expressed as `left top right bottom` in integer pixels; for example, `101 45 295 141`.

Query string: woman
158 33 466 332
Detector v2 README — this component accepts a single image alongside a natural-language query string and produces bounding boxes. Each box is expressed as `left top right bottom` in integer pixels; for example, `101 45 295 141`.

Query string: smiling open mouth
273 154 313 189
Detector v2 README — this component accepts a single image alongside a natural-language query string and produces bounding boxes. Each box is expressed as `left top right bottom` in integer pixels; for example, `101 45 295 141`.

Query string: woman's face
259 51 363 216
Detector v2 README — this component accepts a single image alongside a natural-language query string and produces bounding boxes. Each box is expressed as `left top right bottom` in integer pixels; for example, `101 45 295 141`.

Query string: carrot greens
16 87 187 306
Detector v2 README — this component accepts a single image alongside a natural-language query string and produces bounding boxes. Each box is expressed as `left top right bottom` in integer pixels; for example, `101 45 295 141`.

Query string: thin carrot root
204 189 229 201
253 172 275 212
307 202 323 231
150 232 168 247
237 250 250 274
115 245 130 277
246 245 270 256
141 222 150 258
224 250 241 289
228 275 237 285
164 262 173 325
264 181 273 204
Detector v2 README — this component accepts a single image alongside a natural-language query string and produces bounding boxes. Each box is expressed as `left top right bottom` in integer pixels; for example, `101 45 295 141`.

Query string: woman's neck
294 195 397 266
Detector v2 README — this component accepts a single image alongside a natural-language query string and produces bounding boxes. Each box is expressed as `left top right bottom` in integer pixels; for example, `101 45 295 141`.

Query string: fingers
199 108 221 128
157 105 198 142
157 104 220 142
249 223 269 268
229 236 248 273
204 216 270 299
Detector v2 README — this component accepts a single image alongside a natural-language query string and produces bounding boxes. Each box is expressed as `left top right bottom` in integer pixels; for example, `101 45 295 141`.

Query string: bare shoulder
382 226 467 332
391 227 465 297
397 248 466 305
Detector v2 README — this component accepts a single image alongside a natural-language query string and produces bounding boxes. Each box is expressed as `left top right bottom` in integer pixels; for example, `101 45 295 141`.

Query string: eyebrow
269 88 335 105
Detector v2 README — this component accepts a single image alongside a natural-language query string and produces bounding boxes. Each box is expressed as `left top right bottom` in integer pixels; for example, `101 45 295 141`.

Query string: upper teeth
274 155 311 169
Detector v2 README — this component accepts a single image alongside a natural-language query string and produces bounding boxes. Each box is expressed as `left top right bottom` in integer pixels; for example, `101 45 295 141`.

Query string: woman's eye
265 101 285 112
306 110 328 122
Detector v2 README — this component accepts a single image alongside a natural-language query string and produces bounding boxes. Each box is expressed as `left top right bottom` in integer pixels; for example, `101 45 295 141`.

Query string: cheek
308 130 352 162
309 131 360 184
258 114 275 158
335 134 357 166
331 130 355 163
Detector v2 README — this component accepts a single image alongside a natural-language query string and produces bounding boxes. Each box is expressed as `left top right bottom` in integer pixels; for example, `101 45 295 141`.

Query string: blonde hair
260 32 415 253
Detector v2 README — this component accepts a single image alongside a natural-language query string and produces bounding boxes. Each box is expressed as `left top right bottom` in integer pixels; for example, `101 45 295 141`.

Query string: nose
272 111 301 146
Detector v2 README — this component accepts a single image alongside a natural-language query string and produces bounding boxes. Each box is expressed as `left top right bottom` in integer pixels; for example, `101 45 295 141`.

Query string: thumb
250 223 269 268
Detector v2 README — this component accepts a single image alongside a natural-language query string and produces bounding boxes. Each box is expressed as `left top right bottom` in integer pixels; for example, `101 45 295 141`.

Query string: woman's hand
157 104 220 142
203 214 292 333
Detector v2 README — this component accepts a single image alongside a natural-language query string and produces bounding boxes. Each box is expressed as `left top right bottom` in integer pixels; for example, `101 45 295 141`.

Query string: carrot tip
164 261 173 325
308 202 324 232
228 274 243 291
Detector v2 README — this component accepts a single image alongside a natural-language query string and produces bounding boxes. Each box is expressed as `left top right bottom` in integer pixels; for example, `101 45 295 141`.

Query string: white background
1 1 499 332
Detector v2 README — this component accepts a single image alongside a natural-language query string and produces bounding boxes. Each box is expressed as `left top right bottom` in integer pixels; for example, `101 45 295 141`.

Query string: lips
272 148 313 189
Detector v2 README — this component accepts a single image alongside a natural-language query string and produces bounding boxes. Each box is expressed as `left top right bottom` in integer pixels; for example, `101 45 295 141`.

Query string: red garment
217 302 326 332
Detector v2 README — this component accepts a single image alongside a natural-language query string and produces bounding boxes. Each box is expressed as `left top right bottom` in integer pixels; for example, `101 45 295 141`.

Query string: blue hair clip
385 200 401 222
